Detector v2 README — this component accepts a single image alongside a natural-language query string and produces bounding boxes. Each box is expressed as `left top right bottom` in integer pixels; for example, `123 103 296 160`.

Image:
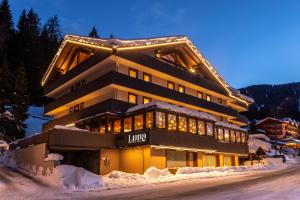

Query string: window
128 93 137 104
230 130 236 142
69 107 74 113
100 117 106 133
197 92 203 99
71 86 74 92
198 120 205 135
143 73 151 82
134 114 143 131
241 132 246 143
75 82 81 89
218 98 222 104
236 131 241 143
224 129 230 142
168 114 177 131
74 104 80 112
80 102 84 109
167 81 175 90
206 94 211 102
113 119 121 133
178 85 185 93
143 97 151 104
129 68 138 78
178 116 187 132
124 117 132 133
189 118 197 134
156 111 166 129
81 79 86 85
146 112 153 129
206 122 214 136
218 128 224 141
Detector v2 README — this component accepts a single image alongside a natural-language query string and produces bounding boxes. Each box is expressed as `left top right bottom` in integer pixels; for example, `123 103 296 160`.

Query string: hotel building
14 35 254 175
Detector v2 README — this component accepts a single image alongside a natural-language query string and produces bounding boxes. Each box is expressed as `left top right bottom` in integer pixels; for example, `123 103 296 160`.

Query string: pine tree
0 57 13 113
0 0 14 62
89 26 99 38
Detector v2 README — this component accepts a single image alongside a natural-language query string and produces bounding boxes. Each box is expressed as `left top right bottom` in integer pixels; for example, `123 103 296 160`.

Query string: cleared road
0 163 299 200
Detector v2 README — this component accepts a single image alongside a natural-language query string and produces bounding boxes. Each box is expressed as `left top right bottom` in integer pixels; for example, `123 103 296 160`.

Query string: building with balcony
13 35 253 175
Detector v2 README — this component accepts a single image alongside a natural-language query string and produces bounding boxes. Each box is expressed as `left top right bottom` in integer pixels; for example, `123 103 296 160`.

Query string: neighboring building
255 117 299 140
13 35 253 174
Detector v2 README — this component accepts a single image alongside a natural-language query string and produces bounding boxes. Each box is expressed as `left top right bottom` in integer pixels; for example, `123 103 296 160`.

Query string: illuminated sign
128 132 147 144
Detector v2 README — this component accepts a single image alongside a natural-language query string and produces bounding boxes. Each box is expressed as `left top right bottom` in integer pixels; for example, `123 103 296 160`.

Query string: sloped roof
41 34 253 105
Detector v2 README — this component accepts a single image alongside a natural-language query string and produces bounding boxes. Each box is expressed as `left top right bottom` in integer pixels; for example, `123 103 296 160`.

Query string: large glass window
230 130 236 142
146 112 153 129
241 132 246 143
128 93 137 104
168 114 177 131
113 119 121 133
156 111 166 129
224 129 230 142
206 122 214 136
236 131 241 143
134 114 143 131
129 68 138 78
178 116 187 132
198 120 205 135
124 117 132 133
218 128 224 141
100 117 106 133
189 118 196 134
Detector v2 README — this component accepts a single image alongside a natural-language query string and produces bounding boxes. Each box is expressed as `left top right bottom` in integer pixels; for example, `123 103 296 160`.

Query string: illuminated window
113 119 121 133
168 114 177 131
178 116 187 132
107 119 113 133
143 73 151 82
80 102 84 109
197 92 203 99
206 95 211 102
206 122 214 136
224 129 230 142
188 118 196 134
241 132 246 143
134 114 143 131
230 130 236 142
146 112 153 129
198 120 205 135
143 97 151 104
167 81 175 90
129 68 138 78
218 98 222 104
236 131 241 143
156 111 166 129
100 117 106 133
124 117 132 133
218 128 224 141
178 85 185 93
128 93 137 104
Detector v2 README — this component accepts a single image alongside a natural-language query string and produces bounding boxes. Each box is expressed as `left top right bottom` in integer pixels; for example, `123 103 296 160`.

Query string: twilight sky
9 0 300 88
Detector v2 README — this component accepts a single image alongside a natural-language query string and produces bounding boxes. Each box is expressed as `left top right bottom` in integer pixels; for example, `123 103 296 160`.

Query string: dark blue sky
10 0 300 88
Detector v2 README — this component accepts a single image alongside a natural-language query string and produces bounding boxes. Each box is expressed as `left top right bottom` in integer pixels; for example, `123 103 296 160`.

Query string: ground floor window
206 122 214 136
156 111 166 128
224 156 233 166
178 116 187 132
124 117 132 132
134 114 143 130
203 154 217 167
146 112 153 129
236 131 241 143
218 128 224 141
188 118 197 134
198 120 205 135
224 129 230 142
168 114 177 131
230 130 236 142
166 150 187 168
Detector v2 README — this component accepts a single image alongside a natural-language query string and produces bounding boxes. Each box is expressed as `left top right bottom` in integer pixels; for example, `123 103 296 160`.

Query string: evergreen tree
89 26 99 38
0 0 14 62
0 57 13 113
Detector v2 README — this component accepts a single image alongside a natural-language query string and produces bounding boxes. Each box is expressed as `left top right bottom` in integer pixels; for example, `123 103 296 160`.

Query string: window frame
128 93 138 104
129 68 138 78
206 94 211 102
167 81 175 90
143 96 151 104
178 85 185 93
197 91 203 99
143 72 152 82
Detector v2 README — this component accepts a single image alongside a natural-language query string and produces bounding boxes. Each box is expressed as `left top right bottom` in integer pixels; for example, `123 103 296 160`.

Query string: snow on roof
215 121 247 132
248 137 271 153
52 125 88 132
256 117 300 127
249 134 271 141
126 100 217 121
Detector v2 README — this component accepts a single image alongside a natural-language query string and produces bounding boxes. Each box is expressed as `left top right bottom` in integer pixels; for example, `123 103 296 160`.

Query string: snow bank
0 150 16 168
48 165 104 190
144 167 171 178
44 153 64 161
52 125 88 131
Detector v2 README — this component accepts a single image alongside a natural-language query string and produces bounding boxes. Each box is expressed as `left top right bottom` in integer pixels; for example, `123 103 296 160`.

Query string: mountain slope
239 82 300 121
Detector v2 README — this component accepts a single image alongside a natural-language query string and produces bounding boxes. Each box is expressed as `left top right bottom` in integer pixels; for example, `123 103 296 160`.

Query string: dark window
69 107 74 113
74 104 80 112
218 98 222 104
80 102 84 109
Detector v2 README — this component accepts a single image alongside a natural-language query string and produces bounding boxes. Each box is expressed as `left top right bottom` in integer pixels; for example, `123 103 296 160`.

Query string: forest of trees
0 0 99 141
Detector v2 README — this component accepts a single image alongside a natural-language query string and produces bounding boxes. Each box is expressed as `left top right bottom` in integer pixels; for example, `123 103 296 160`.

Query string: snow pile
0 140 9 150
127 100 217 121
0 150 16 168
48 165 104 190
248 137 271 153
44 153 64 161
144 167 171 178
52 125 88 132
264 158 285 168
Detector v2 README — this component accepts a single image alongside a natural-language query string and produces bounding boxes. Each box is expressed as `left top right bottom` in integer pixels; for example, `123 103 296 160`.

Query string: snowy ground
0 158 299 200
